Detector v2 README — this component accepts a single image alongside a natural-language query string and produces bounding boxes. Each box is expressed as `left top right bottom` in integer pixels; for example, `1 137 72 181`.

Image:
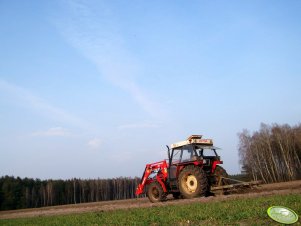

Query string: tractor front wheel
178 165 208 199
147 181 167 203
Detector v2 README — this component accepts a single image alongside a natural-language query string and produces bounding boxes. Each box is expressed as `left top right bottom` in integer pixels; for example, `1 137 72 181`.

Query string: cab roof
170 135 214 149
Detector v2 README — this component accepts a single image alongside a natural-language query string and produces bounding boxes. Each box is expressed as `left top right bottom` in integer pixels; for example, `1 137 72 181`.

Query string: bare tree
238 123 301 183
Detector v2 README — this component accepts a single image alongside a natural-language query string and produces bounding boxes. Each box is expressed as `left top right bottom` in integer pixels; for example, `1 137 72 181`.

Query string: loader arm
135 160 168 195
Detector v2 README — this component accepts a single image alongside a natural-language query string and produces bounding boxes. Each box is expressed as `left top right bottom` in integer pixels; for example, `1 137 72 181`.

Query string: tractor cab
168 135 222 170
169 144 221 165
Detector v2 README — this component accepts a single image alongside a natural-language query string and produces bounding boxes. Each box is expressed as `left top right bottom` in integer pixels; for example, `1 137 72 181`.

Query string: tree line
0 176 142 210
238 123 301 183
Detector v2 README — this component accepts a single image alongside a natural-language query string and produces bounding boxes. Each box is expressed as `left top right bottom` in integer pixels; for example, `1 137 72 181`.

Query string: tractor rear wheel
178 165 208 199
213 165 229 186
147 181 167 203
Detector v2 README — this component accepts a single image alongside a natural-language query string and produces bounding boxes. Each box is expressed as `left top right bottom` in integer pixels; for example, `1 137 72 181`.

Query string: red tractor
136 135 228 202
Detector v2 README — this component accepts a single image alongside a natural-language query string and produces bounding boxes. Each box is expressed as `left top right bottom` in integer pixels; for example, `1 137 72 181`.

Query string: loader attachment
136 160 168 195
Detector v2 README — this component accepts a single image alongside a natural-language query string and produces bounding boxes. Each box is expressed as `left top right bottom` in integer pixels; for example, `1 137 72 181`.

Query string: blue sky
0 0 300 179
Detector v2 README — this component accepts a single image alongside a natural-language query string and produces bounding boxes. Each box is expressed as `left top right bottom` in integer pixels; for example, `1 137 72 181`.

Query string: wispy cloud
31 127 71 137
0 79 88 128
87 137 102 149
56 0 167 119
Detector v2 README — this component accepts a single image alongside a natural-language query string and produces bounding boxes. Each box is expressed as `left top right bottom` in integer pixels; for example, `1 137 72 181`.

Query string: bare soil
1 180 300 220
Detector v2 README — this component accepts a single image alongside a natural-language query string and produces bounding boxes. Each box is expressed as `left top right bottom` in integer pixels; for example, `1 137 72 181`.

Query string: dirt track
1 180 300 220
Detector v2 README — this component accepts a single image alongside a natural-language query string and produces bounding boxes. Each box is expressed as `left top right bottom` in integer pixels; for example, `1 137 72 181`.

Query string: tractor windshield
171 145 197 164
195 146 220 158
171 145 221 164
172 149 181 164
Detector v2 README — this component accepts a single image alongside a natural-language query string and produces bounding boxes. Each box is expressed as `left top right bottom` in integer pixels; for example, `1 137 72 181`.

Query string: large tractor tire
146 181 167 203
178 165 208 199
213 165 229 186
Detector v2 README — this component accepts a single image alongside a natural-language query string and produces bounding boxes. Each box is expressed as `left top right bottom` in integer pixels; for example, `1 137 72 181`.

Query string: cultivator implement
211 177 262 195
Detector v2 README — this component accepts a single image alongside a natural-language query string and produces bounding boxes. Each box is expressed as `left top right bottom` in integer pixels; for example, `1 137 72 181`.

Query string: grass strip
1 193 300 225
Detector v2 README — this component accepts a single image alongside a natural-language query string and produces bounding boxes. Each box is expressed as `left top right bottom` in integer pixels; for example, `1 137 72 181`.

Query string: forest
0 176 141 210
239 123 301 183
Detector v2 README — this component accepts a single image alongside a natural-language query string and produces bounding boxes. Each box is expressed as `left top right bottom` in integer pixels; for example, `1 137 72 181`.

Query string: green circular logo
267 206 299 224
